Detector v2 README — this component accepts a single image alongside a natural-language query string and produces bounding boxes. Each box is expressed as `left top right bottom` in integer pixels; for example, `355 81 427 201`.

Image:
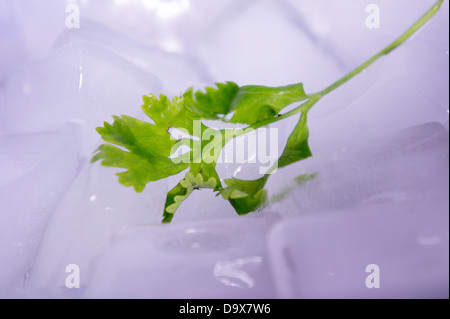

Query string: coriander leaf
229 189 269 215
190 163 222 190
187 82 240 120
141 93 197 136
222 175 269 199
229 83 308 125
143 93 227 221
185 82 308 126
164 172 217 217
92 115 189 192
277 112 312 168
221 175 269 215
163 168 219 223
163 182 189 223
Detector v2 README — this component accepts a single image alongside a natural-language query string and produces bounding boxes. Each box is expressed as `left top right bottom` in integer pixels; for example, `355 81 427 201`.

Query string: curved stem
316 0 443 97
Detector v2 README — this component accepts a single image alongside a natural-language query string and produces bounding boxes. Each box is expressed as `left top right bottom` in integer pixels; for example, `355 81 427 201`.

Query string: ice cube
0 128 79 294
52 20 211 95
195 0 343 90
0 1 29 83
4 0 69 60
85 213 279 299
170 0 250 53
170 182 241 224
280 0 447 68
24 159 169 297
0 40 162 156
269 122 449 215
267 198 449 298
76 0 192 51
306 41 449 144
275 0 449 130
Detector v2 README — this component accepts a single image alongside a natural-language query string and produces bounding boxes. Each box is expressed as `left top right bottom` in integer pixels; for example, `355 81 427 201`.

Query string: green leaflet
186 82 308 125
142 93 196 135
163 171 218 223
277 112 312 168
221 175 269 215
229 83 308 125
163 182 188 223
187 82 240 120
229 189 269 215
91 115 189 192
221 175 269 200
163 163 222 223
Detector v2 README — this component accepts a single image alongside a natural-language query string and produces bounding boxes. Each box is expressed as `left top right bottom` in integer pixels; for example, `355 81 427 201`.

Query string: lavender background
0 0 448 298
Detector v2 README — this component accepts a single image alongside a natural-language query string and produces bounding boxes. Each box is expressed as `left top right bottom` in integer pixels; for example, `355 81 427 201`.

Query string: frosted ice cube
4 0 69 60
0 1 29 83
52 20 211 95
170 182 241 224
170 0 249 53
269 122 449 215
24 159 169 297
85 213 279 299
305 41 449 146
280 0 447 68
268 199 449 298
0 128 79 294
273 0 449 129
195 0 343 91
0 41 162 156
76 0 192 51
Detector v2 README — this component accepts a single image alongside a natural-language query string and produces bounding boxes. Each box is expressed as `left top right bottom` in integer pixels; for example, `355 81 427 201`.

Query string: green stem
250 95 320 130
316 0 443 97
250 0 443 130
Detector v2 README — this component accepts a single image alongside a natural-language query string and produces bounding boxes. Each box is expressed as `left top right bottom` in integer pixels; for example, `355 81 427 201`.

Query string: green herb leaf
187 82 240 120
221 175 269 215
185 82 308 125
94 93 225 220
163 171 218 223
230 83 308 125
91 115 189 192
163 182 190 223
277 112 312 168
141 93 196 135
229 189 269 215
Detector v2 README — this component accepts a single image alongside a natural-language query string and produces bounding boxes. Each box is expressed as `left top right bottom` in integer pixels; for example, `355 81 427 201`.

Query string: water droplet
417 236 441 246
185 228 197 234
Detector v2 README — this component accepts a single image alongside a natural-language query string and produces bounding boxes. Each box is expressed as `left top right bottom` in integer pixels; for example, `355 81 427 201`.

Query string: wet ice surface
0 0 449 298
85 214 279 299
267 123 449 298
22 160 169 297
0 40 162 157
269 122 449 215
268 199 449 299
0 129 79 295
